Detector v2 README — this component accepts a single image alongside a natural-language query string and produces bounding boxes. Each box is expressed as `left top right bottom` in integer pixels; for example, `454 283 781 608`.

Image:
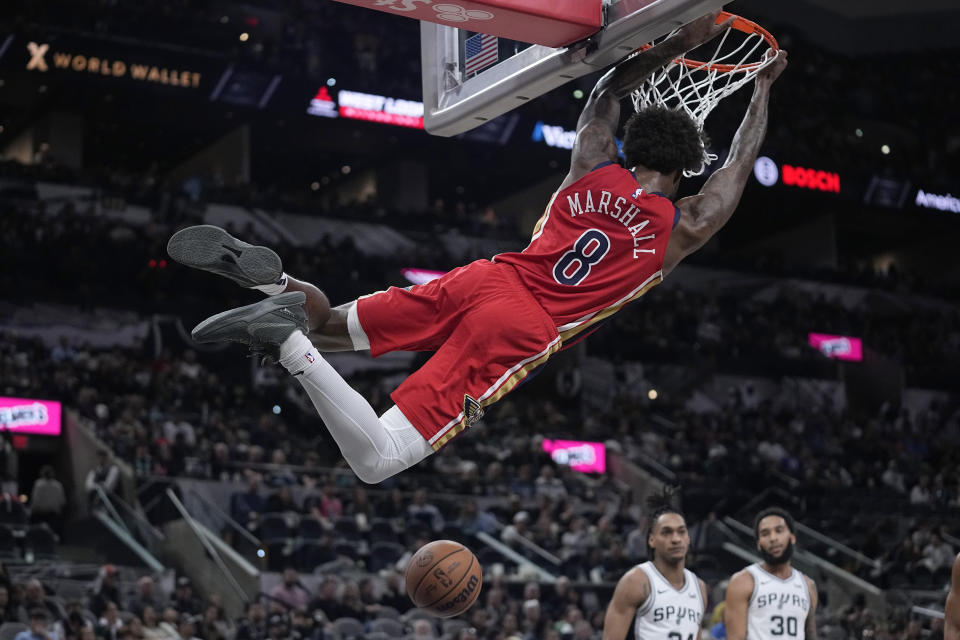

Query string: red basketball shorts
355 260 561 450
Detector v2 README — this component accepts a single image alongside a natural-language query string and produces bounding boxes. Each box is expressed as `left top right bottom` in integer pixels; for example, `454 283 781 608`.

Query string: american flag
464 33 498 76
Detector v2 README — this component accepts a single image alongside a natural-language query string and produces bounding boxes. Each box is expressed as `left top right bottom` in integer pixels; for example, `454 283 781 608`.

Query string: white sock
252 272 289 295
278 332 433 483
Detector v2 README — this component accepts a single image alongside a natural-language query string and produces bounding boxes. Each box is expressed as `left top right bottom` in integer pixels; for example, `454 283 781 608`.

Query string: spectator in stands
910 476 932 505
28 466 66 536
375 489 406 520
535 466 567 502
199 603 234 640
270 568 310 611
120 617 143 640
57 610 89 640
15 608 52 640
346 486 375 529
501 511 531 548
920 532 954 574
140 606 166 640
177 614 202 640
234 601 266 640
266 613 287 640
89 567 123 617
162 411 197 448
409 619 436 640
338 581 367 620
0 584 25 623
406 489 443 532
209 443 233 482
158 608 180 637
21 580 60 622
129 576 164 616
84 451 119 506
289 608 319 640
265 485 301 514
308 577 341 622
456 500 498 536
521 599 546 639
316 483 344 521
50 337 76 364
170 578 202 616
96 601 123 640
881 461 907 494
229 474 265 531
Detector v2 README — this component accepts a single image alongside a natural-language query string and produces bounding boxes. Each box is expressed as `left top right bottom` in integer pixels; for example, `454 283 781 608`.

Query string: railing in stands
165 489 251 603
184 487 264 558
475 532 558 583
90 487 165 572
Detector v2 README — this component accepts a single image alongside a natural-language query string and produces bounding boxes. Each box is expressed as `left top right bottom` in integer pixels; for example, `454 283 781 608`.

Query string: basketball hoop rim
642 11 779 74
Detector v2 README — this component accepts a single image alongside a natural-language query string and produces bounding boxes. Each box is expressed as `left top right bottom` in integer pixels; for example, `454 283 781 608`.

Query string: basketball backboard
421 0 727 137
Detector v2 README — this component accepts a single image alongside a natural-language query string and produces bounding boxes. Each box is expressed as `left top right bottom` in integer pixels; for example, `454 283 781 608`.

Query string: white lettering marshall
566 189 656 258
0 403 48 428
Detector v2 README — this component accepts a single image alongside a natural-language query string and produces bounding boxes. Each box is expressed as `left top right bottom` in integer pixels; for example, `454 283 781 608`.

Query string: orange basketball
404 540 483 618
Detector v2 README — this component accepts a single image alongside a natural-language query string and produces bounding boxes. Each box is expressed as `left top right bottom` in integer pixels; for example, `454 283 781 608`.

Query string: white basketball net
632 24 777 176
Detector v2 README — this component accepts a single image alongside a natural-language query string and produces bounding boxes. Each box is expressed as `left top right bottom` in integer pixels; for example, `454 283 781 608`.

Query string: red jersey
495 162 677 343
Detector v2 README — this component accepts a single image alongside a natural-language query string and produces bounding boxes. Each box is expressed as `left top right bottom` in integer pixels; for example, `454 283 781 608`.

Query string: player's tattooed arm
577 10 733 132
567 11 733 185
602 568 650 640
805 577 819 640
664 51 788 276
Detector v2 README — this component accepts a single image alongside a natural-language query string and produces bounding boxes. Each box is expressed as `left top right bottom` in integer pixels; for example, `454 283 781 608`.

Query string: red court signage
782 164 841 193
306 88 425 129
331 0 600 48
753 156 841 194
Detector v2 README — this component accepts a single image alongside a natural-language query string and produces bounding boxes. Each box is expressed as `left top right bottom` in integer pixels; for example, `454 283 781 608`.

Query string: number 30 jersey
632 561 705 640
745 564 812 640
494 162 678 343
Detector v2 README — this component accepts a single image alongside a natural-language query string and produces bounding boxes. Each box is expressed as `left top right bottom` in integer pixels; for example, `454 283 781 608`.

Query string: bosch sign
753 156 841 193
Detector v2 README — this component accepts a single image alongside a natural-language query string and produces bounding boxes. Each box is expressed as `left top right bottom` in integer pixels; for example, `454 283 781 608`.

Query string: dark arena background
1 0 960 639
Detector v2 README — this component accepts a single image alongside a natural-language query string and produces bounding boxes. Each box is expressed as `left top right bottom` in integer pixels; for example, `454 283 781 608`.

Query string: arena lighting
808 333 863 362
541 439 606 474
0 397 62 436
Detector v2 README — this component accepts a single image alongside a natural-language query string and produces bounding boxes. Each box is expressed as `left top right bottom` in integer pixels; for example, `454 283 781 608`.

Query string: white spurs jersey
633 562 704 640
746 564 812 640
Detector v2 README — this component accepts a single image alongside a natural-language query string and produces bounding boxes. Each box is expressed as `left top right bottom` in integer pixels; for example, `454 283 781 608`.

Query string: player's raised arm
947 554 960 640
602 567 651 640
563 10 734 188
724 570 754 640
663 50 788 275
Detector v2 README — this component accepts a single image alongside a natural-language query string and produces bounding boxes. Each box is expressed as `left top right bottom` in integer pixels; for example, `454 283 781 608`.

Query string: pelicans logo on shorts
463 394 484 426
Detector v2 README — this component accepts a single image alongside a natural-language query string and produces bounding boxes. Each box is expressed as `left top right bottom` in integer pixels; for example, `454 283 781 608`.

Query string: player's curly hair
622 106 709 176
645 485 683 559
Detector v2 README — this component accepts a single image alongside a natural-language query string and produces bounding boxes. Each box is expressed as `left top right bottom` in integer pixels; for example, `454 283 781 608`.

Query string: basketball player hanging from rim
724 508 819 640
172 10 789 483
601 488 707 640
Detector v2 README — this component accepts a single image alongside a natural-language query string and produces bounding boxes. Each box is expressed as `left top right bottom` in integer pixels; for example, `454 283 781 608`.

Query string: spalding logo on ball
404 540 483 618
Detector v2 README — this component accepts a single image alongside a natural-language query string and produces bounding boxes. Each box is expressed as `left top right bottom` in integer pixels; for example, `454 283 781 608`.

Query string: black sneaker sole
191 291 306 344
167 225 282 287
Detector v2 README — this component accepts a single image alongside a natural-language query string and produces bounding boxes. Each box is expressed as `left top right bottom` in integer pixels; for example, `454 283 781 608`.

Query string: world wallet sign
21 38 206 89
